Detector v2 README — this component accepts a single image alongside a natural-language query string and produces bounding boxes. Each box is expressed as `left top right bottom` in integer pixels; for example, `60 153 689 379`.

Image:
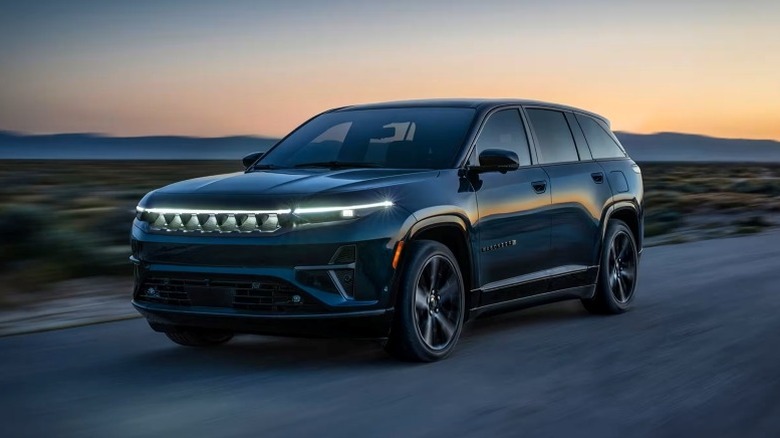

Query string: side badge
481 239 517 253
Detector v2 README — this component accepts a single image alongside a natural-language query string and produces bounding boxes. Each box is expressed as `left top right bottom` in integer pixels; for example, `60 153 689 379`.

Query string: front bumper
133 300 394 338
130 209 408 338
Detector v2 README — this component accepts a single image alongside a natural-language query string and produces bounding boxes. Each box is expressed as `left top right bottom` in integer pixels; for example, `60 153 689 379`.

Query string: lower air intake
137 276 323 313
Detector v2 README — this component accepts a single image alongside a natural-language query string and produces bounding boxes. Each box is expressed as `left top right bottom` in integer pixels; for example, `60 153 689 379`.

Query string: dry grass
0 160 778 299
0 161 242 297
639 163 779 244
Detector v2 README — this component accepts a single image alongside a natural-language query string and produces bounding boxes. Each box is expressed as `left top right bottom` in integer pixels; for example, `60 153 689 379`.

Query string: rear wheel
165 329 234 347
385 240 465 362
582 219 638 314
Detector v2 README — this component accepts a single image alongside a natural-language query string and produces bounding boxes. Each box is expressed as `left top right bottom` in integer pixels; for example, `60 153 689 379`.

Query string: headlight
293 200 393 222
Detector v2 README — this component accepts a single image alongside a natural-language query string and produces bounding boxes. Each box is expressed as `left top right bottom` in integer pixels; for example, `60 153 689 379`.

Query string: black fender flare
597 201 642 264
408 213 470 239
600 201 640 236
391 213 477 306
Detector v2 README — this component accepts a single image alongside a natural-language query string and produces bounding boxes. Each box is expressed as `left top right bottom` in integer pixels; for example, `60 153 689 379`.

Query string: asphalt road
2 231 780 438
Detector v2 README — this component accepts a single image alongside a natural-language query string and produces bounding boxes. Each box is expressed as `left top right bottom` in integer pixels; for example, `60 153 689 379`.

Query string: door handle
591 172 604 184
531 180 547 194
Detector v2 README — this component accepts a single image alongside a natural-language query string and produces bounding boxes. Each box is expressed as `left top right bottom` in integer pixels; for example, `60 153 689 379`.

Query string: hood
154 168 439 197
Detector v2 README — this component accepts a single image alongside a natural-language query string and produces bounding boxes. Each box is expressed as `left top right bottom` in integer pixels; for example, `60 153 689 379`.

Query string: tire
165 329 234 347
385 240 465 362
582 219 639 314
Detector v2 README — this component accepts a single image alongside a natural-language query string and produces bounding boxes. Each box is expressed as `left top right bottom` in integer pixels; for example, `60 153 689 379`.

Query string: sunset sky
1 0 778 139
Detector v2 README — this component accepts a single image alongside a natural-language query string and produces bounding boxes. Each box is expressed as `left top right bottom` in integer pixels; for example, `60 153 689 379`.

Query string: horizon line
2 129 780 144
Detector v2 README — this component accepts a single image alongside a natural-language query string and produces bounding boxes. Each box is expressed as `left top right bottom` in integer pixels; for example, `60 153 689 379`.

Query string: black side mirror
472 149 520 173
242 152 264 169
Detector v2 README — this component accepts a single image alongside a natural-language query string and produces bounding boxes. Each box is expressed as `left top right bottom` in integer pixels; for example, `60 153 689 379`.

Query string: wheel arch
600 201 643 258
401 214 476 314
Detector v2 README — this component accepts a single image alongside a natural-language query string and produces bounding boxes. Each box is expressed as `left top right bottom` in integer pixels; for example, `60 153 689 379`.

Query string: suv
131 99 643 362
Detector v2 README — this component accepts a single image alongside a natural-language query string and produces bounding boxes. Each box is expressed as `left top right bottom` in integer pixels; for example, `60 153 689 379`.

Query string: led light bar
135 206 288 233
135 201 393 233
136 206 292 215
293 201 393 215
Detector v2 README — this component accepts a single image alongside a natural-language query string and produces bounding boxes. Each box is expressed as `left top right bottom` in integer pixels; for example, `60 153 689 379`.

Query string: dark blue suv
131 99 643 361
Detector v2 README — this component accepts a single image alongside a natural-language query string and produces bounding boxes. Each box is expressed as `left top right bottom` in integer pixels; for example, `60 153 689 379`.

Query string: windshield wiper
293 161 382 169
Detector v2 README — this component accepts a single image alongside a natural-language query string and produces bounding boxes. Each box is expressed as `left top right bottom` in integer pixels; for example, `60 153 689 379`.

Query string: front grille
137 276 323 313
137 210 286 233
330 245 356 264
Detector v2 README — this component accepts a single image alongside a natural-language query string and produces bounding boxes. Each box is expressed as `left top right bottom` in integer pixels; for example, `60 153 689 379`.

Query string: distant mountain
1 130 779 162
0 131 276 160
615 132 780 163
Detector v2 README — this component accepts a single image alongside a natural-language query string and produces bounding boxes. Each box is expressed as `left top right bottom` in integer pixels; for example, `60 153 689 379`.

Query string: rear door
470 108 553 304
574 113 644 250
524 107 613 289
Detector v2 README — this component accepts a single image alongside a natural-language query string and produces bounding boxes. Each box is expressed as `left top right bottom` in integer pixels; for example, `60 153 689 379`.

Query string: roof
333 98 610 125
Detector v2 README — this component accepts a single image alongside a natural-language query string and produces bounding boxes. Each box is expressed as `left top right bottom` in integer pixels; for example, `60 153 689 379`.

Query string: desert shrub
678 193 764 212
644 221 680 237
732 215 773 228
731 226 763 235
673 182 708 194
87 205 136 245
644 206 684 237
644 191 685 209
648 210 683 224
730 179 780 196
0 205 50 260
0 203 125 289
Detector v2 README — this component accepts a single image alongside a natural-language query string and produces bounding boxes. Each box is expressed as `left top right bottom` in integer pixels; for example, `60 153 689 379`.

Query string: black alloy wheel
607 229 637 304
582 219 639 314
386 240 465 362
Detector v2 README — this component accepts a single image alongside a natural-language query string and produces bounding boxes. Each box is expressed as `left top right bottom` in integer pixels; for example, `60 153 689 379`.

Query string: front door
471 108 552 305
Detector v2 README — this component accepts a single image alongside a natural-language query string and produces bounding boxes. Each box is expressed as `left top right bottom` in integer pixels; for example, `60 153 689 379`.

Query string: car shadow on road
464 300 589 339
119 300 591 377
125 336 393 373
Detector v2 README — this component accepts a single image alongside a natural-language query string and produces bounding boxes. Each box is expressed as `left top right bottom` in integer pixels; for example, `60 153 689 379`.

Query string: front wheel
582 219 639 314
385 240 465 362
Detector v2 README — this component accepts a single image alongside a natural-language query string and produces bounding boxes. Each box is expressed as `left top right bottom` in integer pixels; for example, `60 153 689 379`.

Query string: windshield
255 107 476 170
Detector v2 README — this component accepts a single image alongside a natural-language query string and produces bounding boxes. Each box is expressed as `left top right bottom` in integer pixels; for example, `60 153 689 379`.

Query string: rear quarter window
575 114 626 159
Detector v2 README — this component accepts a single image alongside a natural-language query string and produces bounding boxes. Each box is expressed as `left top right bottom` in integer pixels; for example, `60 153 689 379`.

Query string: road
2 231 780 438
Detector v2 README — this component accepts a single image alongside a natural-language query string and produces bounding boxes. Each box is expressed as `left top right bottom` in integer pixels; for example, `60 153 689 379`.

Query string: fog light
146 287 159 298
292 295 302 304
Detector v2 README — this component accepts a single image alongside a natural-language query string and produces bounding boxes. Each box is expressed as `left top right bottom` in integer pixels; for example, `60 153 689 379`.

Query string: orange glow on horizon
1 1 778 141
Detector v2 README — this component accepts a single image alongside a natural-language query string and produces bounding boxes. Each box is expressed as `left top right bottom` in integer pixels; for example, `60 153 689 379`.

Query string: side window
575 114 626 159
474 109 532 166
526 109 579 164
